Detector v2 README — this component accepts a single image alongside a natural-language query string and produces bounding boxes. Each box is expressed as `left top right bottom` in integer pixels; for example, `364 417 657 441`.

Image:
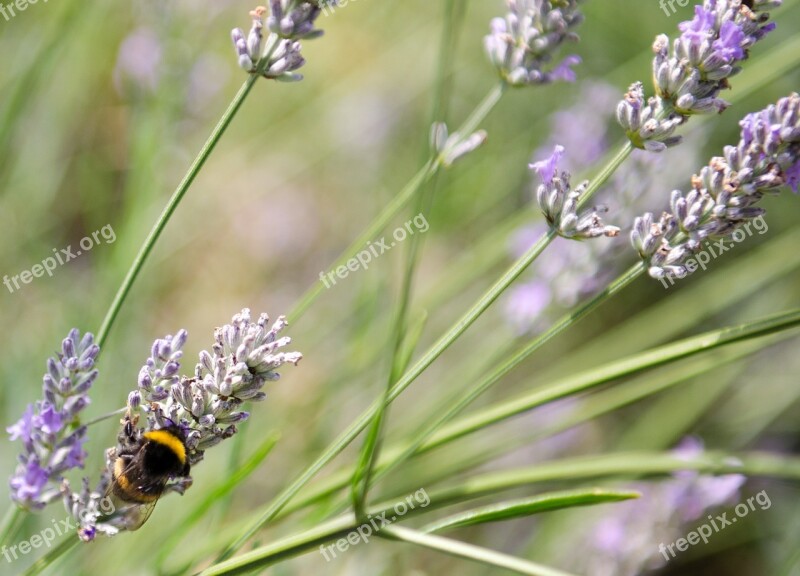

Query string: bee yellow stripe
144 430 187 465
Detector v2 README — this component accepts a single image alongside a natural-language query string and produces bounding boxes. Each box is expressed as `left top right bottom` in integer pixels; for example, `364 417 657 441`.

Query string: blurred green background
1 1 800 574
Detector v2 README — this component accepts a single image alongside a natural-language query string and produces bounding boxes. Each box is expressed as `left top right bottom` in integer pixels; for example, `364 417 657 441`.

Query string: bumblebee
106 415 192 530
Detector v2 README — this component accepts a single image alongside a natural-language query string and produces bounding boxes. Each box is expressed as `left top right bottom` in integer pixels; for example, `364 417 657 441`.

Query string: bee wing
105 453 169 532
113 496 160 532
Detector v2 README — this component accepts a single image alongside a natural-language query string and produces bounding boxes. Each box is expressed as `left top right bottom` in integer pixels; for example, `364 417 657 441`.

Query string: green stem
200 448 800 575
19 536 80 576
420 306 800 452
82 407 127 428
95 74 259 347
0 506 23 548
286 159 436 322
287 82 507 324
217 82 510 561
379 525 579 576
578 140 633 208
351 0 463 517
217 226 556 561
366 262 645 488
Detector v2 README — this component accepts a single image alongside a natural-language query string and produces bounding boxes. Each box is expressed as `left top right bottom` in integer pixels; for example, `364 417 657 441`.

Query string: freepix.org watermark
658 0 694 17
2 497 115 563
0 0 48 22
320 0 354 17
319 214 429 289
3 224 116 294
659 215 768 289
319 488 430 561
658 490 771 562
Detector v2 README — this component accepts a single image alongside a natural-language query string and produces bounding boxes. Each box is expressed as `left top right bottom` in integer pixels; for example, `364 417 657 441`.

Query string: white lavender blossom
430 122 489 168
632 92 800 280
533 145 620 239
616 81 685 153
64 309 302 539
136 309 302 465
617 0 780 151
484 0 584 87
231 3 325 81
7 330 99 510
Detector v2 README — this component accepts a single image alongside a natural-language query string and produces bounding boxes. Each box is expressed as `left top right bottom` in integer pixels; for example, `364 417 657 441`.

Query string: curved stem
217 81 510 560
287 82 507 323
578 140 633 208
19 536 80 576
96 75 259 348
366 262 646 487
351 0 465 517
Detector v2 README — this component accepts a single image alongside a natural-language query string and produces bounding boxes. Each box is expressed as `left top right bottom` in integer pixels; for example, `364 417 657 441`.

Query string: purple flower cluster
533 145 620 240
484 0 585 87
562 438 746 576
7 330 99 510
126 309 302 466
231 2 326 81
617 0 781 152
504 81 702 333
632 92 800 280
64 309 302 539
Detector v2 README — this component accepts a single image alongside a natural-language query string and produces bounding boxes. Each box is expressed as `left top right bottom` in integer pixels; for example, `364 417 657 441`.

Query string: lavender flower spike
65 309 302 539
7 329 98 510
533 145 620 239
632 92 800 281
617 0 781 152
129 309 300 465
484 0 585 87
230 3 326 80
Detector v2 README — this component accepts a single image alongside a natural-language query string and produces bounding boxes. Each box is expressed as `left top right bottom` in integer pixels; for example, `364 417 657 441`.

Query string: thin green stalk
350 149 444 516
421 489 640 533
95 74 259 347
351 0 464 517
200 448 800 576
350 174 434 517
287 82 507 323
286 158 435 322
379 525 580 576
577 140 633 209
95 21 285 349
19 536 79 576
0 506 23 549
216 225 557 561
421 306 800 452
367 262 645 488
217 82 511 561
272 331 780 521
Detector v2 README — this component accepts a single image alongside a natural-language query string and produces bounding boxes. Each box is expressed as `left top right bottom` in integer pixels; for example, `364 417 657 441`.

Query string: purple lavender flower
484 0 585 87
230 3 325 80
65 309 302 538
504 280 551 335
533 146 620 240
632 92 800 281
504 81 701 333
617 0 781 151
559 438 746 576
7 330 98 510
785 158 800 193
113 28 163 95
